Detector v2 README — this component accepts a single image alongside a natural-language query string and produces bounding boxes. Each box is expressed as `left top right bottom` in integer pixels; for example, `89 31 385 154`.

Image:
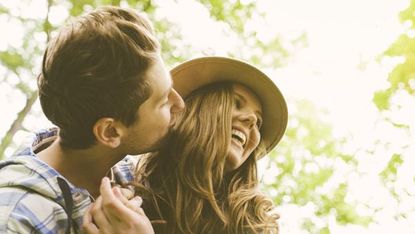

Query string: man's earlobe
93 118 122 148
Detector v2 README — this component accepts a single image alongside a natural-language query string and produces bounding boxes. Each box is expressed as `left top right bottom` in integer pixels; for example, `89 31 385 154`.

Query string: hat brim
171 57 288 158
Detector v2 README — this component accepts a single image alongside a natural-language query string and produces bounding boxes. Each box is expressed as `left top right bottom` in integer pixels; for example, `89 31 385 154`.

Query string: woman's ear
93 118 123 148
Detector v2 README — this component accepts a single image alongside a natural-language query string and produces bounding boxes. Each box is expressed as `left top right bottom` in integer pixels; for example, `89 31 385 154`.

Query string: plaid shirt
0 128 137 233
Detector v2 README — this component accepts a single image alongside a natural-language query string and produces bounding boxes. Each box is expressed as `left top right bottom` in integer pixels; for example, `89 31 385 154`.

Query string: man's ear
93 118 124 148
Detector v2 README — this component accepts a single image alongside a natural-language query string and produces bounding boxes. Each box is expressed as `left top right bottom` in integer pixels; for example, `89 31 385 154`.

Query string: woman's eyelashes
256 117 263 129
234 97 242 109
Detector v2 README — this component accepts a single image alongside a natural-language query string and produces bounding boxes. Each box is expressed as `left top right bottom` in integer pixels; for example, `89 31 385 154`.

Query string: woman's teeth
231 129 246 146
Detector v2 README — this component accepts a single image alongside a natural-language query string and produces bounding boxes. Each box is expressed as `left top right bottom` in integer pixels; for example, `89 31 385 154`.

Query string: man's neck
37 139 124 198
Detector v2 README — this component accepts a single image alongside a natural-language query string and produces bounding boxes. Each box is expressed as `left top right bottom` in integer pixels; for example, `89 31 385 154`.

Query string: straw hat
171 57 288 157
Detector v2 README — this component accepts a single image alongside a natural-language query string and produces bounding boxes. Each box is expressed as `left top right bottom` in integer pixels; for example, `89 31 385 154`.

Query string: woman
83 57 288 234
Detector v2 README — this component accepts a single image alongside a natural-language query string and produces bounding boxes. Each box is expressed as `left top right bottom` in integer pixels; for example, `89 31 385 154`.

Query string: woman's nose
239 111 257 129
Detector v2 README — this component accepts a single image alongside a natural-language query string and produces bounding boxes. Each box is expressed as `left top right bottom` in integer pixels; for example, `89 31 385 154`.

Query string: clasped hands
82 177 154 234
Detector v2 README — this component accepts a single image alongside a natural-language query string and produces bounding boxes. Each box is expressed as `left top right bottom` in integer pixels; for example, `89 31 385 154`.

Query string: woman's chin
226 146 244 172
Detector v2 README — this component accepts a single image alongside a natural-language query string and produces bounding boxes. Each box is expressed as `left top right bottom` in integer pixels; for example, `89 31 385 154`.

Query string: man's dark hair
38 6 160 148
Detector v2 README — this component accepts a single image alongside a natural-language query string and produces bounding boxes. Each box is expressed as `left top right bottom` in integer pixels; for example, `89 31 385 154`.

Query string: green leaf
0 51 26 71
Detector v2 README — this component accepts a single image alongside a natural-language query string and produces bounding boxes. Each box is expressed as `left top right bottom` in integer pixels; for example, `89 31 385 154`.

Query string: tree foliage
376 0 415 210
375 0 415 110
264 100 371 232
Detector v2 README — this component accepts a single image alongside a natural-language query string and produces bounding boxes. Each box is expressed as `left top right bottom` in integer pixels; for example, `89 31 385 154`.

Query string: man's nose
170 89 185 113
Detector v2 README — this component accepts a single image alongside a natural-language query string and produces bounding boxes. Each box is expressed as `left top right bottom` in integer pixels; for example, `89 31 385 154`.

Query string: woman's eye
235 98 241 108
256 119 263 129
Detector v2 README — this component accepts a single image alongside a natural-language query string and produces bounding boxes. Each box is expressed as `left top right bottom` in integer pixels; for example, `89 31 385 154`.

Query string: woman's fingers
82 222 99 234
82 204 99 234
112 187 144 214
129 196 144 214
118 186 134 200
99 178 138 220
90 195 117 229
112 186 129 204
100 177 117 204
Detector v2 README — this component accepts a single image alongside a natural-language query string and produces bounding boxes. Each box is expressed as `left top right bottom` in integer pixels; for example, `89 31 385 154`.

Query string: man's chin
127 140 165 156
146 133 170 152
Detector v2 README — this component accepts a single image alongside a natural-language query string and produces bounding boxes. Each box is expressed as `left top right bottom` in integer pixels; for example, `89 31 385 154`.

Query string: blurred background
0 0 414 233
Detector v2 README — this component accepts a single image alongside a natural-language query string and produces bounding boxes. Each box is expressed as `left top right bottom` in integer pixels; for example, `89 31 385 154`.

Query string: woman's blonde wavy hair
135 82 279 233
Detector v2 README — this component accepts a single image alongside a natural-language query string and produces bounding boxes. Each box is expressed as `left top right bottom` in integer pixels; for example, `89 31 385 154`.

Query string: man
0 6 184 233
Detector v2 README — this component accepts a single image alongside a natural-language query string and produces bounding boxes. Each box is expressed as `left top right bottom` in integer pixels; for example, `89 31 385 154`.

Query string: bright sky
0 0 414 233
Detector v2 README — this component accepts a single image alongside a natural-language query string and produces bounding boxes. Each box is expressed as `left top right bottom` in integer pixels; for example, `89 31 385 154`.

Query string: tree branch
0 92 38 159
0 0 52 159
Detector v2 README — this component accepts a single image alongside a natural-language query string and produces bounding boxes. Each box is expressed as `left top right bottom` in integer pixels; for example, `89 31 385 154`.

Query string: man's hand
82 177 154 234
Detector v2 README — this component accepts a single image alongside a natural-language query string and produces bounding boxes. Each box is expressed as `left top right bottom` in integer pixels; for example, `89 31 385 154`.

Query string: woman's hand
82 177 154 234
